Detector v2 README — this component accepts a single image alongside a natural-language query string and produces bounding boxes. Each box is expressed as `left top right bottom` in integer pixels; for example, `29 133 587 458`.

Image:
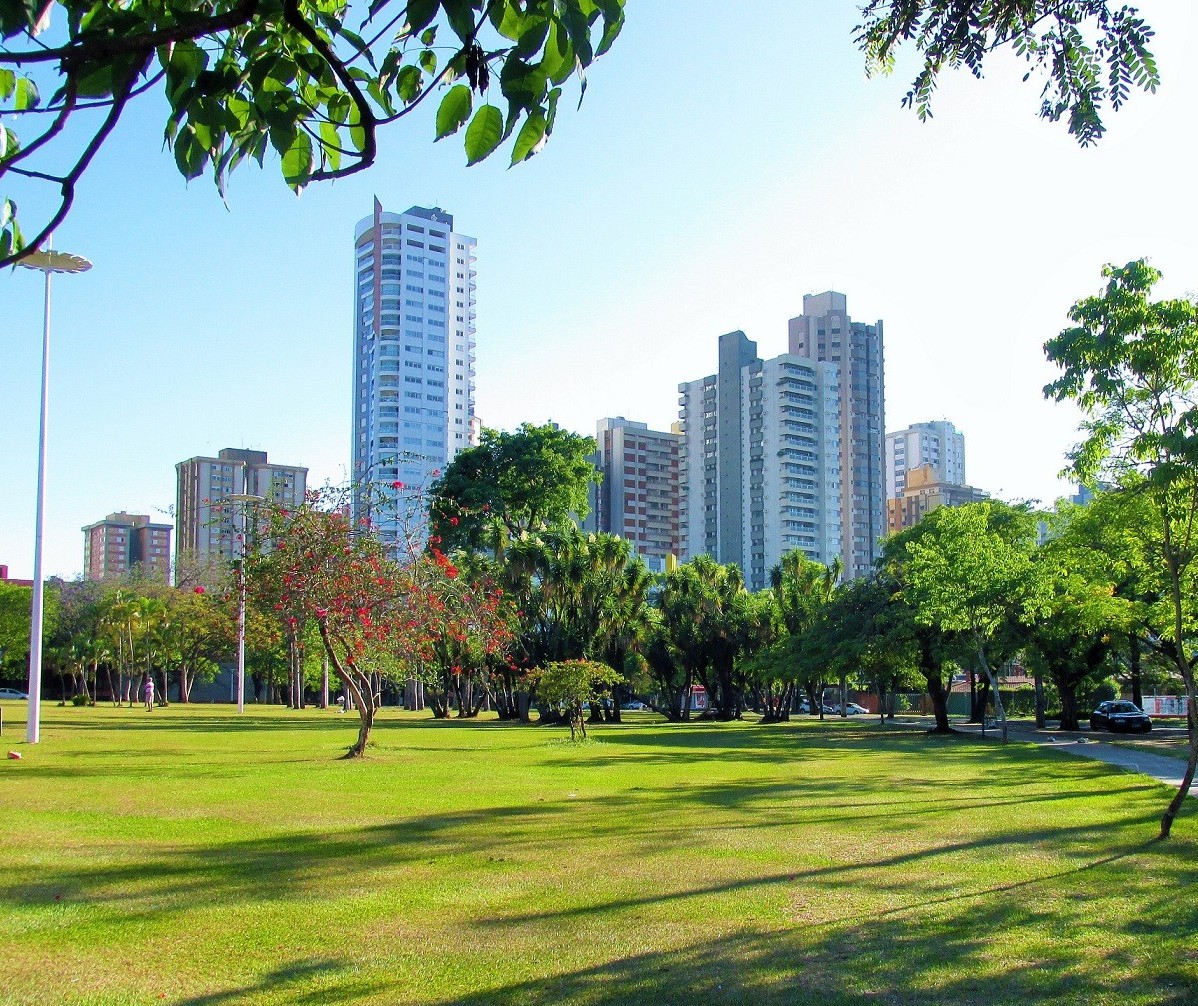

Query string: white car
838 702 869 715
0 687 29 700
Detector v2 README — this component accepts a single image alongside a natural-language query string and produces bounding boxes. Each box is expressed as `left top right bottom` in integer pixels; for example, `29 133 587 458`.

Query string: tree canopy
1044 259 1198 838
429 422 599 552
2 1 1164 266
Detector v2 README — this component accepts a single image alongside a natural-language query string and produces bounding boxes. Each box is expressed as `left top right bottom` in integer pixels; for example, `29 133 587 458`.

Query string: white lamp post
17 243 92 745
225 493 265 714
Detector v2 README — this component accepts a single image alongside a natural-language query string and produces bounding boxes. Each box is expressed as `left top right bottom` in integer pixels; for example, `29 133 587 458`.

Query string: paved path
955 719 1195 796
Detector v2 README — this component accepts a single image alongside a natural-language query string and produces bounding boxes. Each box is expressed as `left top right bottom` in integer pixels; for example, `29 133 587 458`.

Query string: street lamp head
17 249 93 275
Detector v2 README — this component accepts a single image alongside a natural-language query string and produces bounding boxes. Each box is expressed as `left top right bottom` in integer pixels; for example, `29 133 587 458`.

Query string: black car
1090 700 1152 733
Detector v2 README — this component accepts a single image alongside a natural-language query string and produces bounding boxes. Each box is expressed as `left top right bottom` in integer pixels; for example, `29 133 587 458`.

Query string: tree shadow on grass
172 957 392 1006
434 842 1198 1006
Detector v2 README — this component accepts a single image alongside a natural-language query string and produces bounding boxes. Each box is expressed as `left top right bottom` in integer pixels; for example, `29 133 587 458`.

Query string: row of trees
3 264 1193 837
1 573 243 705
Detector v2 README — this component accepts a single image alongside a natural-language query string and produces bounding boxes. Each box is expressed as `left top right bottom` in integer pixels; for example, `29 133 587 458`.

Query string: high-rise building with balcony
81 512 172 581
587 417 681 572
175 448 307 564
885 420 966 499
788 292 885 579
351 200 478 541
678 331 841 590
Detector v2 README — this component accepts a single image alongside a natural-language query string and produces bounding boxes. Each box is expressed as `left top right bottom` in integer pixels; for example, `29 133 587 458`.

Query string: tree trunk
321 653 329 709
1129 632 1143 709
974 632 1007 743
1159 673 1197 839
1059 684 1080 731
925 672 952 733
1034 664 1045 728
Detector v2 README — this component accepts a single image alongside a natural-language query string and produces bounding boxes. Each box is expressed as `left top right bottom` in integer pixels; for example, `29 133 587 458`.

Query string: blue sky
3 1 1196 579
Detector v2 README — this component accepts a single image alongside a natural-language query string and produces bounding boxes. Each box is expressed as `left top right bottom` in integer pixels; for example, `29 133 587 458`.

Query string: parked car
841 702 869 715
1090 700 1152 733
620 701 647 710
0 687 29 700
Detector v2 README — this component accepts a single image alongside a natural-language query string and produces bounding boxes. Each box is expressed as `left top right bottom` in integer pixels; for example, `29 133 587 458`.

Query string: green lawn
0 702 1195 1006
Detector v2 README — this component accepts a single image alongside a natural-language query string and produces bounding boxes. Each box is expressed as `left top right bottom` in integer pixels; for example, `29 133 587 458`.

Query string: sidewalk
957 718 1195 796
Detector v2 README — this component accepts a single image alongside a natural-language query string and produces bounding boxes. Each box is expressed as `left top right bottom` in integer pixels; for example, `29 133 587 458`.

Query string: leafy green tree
0 0 625 263
497 526 650 721
0 579 32 679
857 0 1160 146
1045 259 1198 837
889 501 1047 742
1029 505 1134 729
656 554 754 720
526 659 621 740
808 576 924 724
429 423 600 552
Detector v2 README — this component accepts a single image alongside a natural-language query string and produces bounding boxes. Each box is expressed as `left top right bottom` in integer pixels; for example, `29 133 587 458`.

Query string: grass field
0 702 1195 1006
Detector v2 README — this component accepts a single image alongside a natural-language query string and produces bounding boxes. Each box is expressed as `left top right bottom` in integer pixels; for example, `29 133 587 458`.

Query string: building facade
175 448 307 564
788 292 885 579
885 420 966 499
885 463 989 535
587 417 681 571
679 331 841 590
81 512 172 581
351 200 478 540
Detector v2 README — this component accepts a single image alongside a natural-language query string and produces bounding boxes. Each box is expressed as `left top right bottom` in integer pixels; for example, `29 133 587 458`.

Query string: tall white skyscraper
351 200 478 539
885 420 966 498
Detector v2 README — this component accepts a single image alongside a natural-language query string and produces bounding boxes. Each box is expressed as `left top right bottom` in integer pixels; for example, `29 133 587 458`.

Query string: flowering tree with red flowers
243 487 408 756
408 546 515 719
246 483 514 756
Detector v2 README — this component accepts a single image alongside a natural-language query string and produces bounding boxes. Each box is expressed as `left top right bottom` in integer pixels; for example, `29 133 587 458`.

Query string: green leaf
509 111 546 165
14 75 39 110
435 84 472 140
463 103 502 165
419 49 437 74
174 128 206 180
75 61 116 98
444 0 476 42
0 197 13 230
0 68 14 101
318 121 342 172
595 0 624 57
396 64 423 103
420 26 437 46
406 0 439 35
281 129 313 189
490 0 525 41
514 17 550 58
341 28 375 70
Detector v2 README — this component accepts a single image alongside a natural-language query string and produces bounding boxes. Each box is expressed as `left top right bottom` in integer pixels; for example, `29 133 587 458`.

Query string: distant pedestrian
144 676 155 711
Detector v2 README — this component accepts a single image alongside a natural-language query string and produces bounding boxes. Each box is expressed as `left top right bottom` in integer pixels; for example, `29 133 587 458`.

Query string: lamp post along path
17 244 92 745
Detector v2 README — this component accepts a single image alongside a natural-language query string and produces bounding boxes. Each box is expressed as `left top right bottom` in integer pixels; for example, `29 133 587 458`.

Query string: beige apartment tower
588 417 681 571
81 512 172 581
175 448 308 564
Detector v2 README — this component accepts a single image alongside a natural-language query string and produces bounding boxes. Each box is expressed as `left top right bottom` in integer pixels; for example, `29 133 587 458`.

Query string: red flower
193 586 205 594
449 517 459 526
392 480 404 489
